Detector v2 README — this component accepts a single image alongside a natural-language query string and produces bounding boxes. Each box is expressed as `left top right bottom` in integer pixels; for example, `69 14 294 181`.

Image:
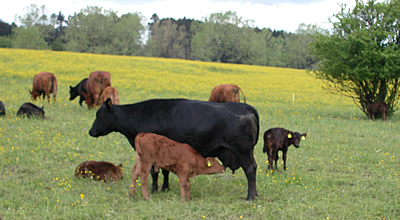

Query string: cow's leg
150 166 159 192
161 169 170 192
267 147 274 171
282 150 287 170
274 152 279 170
238 153 258 200
79 96 84 106
130 164 140 197
139 163 153 200
53 94 56 104
178 177 191 202
141 171 150 200
382 109 387 120
177 170 191 202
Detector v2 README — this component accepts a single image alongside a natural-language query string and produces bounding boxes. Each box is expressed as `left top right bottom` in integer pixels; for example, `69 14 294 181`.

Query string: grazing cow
367 102 388 120
17 102 45 119
75 161 123 182
69 78 88 106
29 72 58 104
208 84 246 103
263 128 307 171
100 86 120 105
130 133 225 201
89 98 259 200
0 101 5 116
83 71 111 109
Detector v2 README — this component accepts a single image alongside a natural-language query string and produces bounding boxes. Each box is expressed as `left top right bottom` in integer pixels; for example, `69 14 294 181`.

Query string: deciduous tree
310 0 400 118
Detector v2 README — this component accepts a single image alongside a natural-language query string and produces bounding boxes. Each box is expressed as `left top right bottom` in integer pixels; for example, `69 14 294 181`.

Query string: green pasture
0 49 399 219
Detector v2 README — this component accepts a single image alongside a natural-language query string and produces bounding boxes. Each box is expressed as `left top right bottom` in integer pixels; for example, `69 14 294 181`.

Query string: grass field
0 48 399 219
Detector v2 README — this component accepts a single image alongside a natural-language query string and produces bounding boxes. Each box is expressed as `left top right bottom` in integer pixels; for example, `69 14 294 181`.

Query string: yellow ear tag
301 136 306 140
287 133 292 138
207 160 212 167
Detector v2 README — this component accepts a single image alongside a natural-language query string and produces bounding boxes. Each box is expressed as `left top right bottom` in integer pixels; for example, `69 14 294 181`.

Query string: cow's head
69 86 79 100
287 132 307 148
200 157 225 175
29 89 39 100
89 98 116 137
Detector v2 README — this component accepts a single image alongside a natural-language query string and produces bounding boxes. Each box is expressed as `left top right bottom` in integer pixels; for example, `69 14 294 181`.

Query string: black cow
263 128 307 171
69 78 88 106
0 101 5 116
89 98 259 200
17 102 45 119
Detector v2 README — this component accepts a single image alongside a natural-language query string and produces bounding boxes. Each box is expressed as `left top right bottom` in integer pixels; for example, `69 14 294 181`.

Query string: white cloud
1 0 356 32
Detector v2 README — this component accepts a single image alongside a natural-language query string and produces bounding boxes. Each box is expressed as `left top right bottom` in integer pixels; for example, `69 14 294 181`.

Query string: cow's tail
246 105 259 147
52 75 58 98
238 87 246 103
135 132 144 156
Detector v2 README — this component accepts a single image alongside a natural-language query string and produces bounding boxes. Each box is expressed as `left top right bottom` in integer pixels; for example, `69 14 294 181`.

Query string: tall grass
0 48 399 219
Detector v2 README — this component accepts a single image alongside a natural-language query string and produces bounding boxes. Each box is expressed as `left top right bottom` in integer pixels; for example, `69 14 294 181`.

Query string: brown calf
367 102 387 120
75 161 123 182
29 72 58 104
208 84 246 103
100 86 120 105
263 128 307 171
130 132 225 202
84 71 111 109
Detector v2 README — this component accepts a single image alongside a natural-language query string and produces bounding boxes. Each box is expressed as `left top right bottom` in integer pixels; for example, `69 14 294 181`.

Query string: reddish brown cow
100 86 120 105
75 161 123 182
263 128 307 171
130 133 225 202
29 72 58 104
367 102 388 120
208 84 246 103
83 71 111 109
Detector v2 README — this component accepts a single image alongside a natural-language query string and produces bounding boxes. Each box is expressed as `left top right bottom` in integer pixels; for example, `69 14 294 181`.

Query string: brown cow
130 133 225 202
263 128 307 172
83 71 111 109
75 161 123 182
29 72 58 104
367 102 388 120
208 84 246 103
100 86 120 105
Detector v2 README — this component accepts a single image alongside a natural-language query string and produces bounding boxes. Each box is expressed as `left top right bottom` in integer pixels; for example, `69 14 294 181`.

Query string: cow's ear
41 105 44 109
287 132 292 139
105 98 113 110
206 158 212 167
301 133 307 140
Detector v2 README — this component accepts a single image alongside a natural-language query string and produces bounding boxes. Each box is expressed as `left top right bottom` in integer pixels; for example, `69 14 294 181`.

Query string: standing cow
208 84 246 103
130 133 225 201
83 71 111 109
69 78 88 106
89 98 259 200
0 101 5 116
367 102 388 120
17 102 45 119
263 128 307 171
29 72 58 104
99 86 119 105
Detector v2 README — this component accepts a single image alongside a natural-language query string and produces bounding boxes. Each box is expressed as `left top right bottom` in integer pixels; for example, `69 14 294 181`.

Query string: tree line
0 4 323 69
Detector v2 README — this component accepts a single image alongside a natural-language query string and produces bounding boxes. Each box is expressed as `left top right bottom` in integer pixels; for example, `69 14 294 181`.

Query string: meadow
0 48 399 219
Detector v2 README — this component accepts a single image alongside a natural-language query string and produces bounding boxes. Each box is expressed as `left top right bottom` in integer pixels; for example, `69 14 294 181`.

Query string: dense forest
0 4 328 69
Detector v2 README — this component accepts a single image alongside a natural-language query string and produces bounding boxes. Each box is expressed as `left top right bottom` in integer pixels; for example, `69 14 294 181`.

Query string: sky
1 0 357 32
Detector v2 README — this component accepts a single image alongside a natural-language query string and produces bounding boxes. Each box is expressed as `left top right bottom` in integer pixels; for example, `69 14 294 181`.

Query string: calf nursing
130 133 225 202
